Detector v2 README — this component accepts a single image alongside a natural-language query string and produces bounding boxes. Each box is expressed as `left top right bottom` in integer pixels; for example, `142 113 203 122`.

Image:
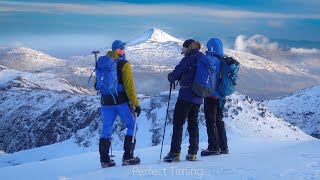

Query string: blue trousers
100 102 137 138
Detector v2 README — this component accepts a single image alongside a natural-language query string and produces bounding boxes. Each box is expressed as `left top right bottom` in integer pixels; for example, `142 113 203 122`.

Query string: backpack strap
116 59 128 84
210 54 224 86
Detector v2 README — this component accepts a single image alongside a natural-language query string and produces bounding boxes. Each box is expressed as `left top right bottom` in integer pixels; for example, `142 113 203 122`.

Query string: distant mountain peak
128 28 182 45
0 47 65 71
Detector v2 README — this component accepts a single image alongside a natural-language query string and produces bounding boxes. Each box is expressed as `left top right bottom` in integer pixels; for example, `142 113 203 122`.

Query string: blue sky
1 0 320 57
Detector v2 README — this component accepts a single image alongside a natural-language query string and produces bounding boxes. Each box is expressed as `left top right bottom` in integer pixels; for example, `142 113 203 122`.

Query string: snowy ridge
0 65 89 94
0 47 65 71
264 86 320 138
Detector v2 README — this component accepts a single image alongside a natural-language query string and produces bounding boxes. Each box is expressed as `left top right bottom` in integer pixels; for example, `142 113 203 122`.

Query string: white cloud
234 35 248 51
234 34 279 52
0 1 319 19
290 47 320 54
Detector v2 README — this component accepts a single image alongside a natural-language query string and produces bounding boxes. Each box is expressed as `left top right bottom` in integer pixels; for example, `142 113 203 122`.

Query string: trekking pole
131 111 138 155
159 83 173 161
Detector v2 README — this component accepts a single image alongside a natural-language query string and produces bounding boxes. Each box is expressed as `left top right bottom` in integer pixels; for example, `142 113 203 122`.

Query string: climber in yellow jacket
98 40 141 168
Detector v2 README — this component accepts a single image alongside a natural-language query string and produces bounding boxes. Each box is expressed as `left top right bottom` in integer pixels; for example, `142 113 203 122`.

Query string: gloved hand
134 106 141 117
167 73 174 83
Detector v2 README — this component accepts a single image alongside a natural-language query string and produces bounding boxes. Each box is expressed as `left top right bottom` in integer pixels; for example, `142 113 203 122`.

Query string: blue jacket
206 38 224 99
168 49 203 105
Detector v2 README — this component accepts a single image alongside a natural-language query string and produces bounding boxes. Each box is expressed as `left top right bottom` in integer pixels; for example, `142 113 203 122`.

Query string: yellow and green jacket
102 51 140 107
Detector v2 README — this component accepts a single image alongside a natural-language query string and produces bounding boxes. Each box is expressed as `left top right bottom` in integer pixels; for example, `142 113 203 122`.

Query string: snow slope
264 86 320 138
0 137 319 180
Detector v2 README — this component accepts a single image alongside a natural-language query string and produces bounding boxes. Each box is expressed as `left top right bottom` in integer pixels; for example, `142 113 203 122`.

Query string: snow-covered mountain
0 47 65 71
67 28 183 71
127 27 182 45
264 86 320 138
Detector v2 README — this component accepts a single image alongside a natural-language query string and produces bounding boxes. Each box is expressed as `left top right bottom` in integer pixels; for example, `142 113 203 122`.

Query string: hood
206 38 224 56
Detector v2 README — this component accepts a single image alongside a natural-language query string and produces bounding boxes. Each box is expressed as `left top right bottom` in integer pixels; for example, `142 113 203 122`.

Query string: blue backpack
191 54 216 97
89 56 122 104
216 56 240 96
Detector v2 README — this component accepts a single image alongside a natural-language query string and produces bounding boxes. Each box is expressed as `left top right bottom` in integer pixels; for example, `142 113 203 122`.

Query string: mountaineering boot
122 135 141 166
220 148 229 154
101 160 116 168
201 149 220 156
163 152 181 162
122 156 141 166
186 154 197 161
99 138 116 168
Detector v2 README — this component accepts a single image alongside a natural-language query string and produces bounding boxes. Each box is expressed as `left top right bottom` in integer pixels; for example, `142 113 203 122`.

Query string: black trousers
170 99 200 154
204 97 228 151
